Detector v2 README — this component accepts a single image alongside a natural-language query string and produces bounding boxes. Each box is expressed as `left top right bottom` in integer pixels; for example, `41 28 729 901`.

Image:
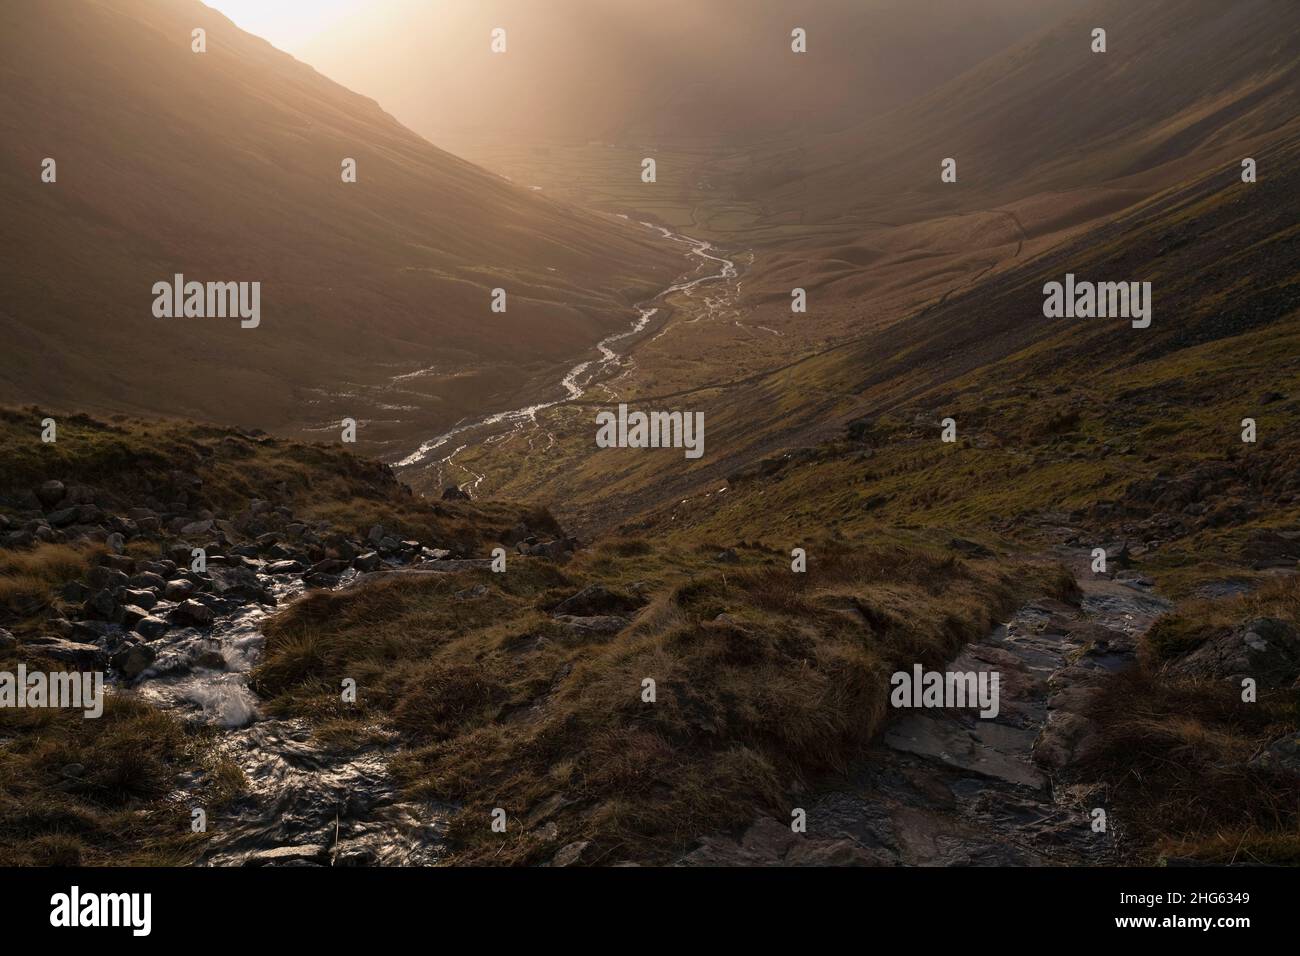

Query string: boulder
26 637 106 668
169 599 216 627
441 485 471 501
207 565 273 604
120 588 158 610
110 643 157 681
163 579 197 602
133 616 170 640
36 480 66 508
1164 618 1300 689
353 551 382 572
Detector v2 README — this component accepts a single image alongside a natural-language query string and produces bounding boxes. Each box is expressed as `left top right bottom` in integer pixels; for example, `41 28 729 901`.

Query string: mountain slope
296 0 1085 152
0 0 681 439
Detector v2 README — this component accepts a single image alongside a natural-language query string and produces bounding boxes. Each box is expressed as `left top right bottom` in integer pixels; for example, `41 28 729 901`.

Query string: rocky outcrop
1163 618 1300 688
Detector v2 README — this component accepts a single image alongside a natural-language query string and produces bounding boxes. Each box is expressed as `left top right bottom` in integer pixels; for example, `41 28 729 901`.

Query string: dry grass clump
257 538 1058 863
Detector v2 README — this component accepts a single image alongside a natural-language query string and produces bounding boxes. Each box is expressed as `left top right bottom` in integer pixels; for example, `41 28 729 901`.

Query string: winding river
394 223 738 488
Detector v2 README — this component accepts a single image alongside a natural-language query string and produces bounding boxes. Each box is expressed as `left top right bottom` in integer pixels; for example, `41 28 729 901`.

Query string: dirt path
681 554 1171 866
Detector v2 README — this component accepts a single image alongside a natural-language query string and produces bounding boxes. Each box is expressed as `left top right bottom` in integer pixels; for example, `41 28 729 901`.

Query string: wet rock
133 616 169 641
169 599 216 627
353 551 382 572
119 605 153 629
207 565 273 604
1164 618 1300 688
303 572 341 589
265 559 305 575
309 558 349 576
111 642 157 681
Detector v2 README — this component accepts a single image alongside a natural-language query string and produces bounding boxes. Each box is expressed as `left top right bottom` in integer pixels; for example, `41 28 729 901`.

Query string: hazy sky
205 0 368 51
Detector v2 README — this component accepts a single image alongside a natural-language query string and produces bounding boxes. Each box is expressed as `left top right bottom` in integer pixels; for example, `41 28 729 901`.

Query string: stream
130 569 449 866
394 222 739 492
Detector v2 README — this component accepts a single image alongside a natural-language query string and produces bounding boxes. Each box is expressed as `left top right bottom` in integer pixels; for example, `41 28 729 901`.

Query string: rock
129 571 168 592
553 614 630 636
367 525 386 545
120 588 158 610
46 507 79 527
163 579 198 601
303 572 341 589
1164 618 1300 688
193 649 227 670
180 519 214 536
118 606 152 629
264 559 305 575
0 627 16 652
61 581 90 603
1249 732 1300 778
714 548 740 564
36 480 66 507
27 638 105 668
455 584 490 600
1239 530 1299 569
111 643 157 680
105 532 126 554
133 616 170 640
552 585 641 617
309 558 349 576
82 589 120 622
441 485 471 501
101 553 134 573
207 565 273 604
87 566 130 591
169 599 216 627
353 551 382 572
551 841 591 867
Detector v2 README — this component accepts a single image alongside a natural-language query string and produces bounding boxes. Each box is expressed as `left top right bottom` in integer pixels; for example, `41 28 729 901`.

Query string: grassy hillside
0 0 680 446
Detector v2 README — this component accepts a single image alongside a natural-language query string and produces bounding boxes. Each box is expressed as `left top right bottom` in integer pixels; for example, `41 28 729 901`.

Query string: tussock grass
1073 668 1299 865
257 536 1060 864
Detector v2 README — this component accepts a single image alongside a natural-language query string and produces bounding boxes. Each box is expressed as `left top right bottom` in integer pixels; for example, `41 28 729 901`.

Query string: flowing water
127 570 449 866
394 222 739 490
